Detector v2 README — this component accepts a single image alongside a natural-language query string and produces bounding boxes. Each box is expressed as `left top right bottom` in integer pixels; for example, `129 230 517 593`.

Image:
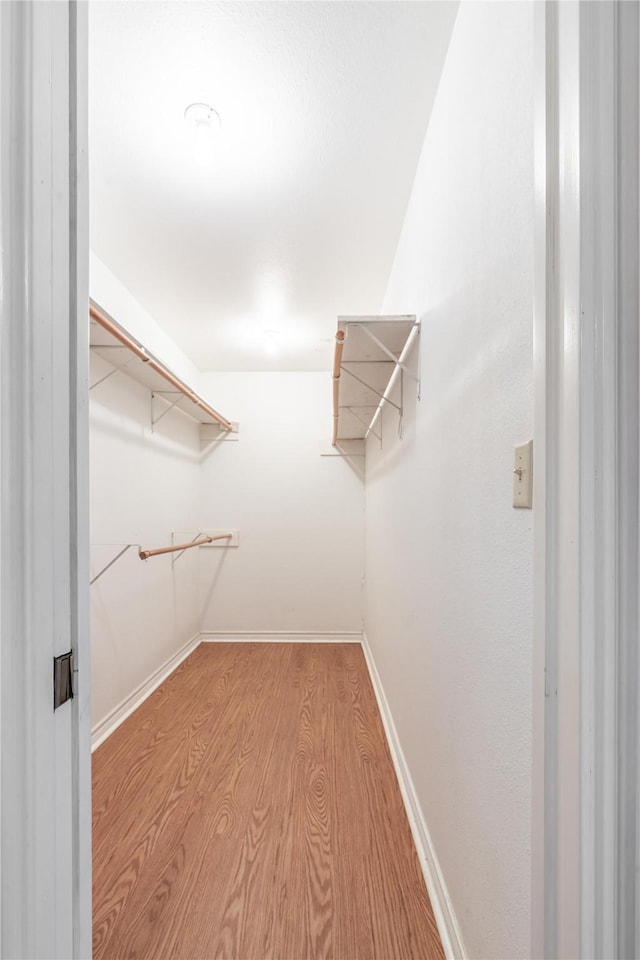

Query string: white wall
90 255 204 732
90 356 201 730
198 372 364 634
363 4 534 958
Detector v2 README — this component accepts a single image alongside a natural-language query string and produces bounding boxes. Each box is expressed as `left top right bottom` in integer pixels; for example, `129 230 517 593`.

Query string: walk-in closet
86 2 536 958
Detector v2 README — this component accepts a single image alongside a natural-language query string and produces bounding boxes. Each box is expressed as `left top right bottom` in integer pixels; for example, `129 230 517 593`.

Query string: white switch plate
513 440 533 509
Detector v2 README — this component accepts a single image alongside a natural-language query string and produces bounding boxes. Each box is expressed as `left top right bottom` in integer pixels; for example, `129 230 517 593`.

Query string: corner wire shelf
331 315 420 450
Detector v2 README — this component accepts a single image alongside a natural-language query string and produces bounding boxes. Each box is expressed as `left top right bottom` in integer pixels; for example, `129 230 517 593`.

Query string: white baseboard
199 630 362 643
361 632 467 960
91 633 201 751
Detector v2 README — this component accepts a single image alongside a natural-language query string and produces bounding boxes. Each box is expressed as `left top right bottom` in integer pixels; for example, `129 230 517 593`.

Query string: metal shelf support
347 321 420 385
90 545 135 586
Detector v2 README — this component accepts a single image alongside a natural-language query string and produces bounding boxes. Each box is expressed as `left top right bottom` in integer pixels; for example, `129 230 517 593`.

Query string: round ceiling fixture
184 103 221 166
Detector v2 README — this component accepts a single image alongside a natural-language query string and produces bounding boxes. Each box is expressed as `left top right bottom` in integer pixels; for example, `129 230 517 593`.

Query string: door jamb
532 3 640 956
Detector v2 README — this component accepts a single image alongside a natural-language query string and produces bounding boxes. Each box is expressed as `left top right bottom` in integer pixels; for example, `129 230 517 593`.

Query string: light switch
513 440 533 509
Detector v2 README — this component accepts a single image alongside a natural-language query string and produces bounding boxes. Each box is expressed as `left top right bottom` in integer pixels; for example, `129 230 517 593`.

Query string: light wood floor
92 642 444 960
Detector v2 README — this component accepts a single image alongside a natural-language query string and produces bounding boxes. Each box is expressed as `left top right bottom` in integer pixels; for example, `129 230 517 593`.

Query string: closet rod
139 533 232 561
332 330 345 446
90 304 233 431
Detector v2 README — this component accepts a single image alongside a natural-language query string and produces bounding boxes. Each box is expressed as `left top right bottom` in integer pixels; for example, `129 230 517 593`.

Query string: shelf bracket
89 366 119 392
151 391 183 429
90 544 135 586
344 405 382 443
341 365 402 413
347 321 421 385
90 353 137 391
171 531 206 566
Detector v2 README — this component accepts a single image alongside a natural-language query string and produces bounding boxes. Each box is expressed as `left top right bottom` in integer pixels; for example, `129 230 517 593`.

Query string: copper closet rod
90 304 232 431
139 533 232 561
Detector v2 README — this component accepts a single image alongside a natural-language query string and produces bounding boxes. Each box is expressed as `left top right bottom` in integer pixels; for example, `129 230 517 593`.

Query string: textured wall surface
198 372 364 634
364 4 534 957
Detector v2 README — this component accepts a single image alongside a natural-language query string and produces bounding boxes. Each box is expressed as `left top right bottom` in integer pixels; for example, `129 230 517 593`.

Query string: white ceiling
89 1 457 372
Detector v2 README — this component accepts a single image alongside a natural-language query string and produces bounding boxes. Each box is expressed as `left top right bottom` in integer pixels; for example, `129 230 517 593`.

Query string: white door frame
0 2 90 957
532 2 639 957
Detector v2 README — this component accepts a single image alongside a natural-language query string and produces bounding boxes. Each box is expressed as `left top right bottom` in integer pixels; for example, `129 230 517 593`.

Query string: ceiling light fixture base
184 102 221 127
184 103 222 166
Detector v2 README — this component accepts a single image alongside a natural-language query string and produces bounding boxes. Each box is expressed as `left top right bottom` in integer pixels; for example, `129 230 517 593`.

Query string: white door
0 2 90 957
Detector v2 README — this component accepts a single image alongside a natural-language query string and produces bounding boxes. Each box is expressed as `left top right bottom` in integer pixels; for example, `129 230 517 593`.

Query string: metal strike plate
53 651 74 710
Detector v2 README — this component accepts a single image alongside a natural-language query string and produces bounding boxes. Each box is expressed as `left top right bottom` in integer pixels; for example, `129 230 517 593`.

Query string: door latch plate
53 651 74 710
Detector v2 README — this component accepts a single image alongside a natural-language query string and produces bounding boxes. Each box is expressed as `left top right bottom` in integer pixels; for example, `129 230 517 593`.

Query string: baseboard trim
199 630 362 644
91 633 201 752
361 632 467 960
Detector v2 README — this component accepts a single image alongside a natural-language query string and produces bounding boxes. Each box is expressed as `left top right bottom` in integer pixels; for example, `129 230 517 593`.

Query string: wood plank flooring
92 642 444 960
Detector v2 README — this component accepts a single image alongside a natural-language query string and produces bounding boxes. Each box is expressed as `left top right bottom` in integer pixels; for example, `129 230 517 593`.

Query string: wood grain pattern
93 643 444 960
